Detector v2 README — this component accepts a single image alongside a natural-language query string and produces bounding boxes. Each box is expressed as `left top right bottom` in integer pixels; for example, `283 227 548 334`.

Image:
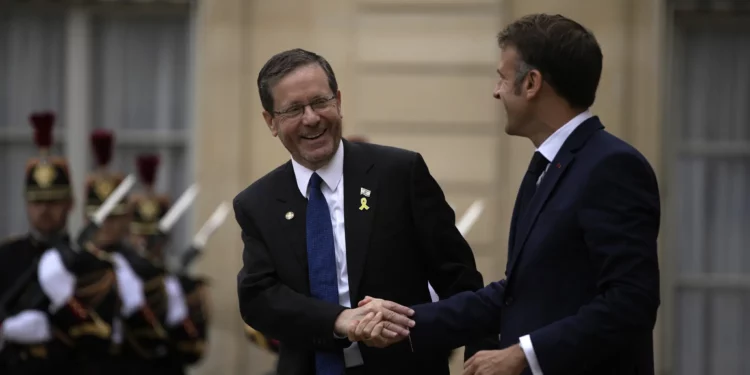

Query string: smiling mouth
301 128 327 140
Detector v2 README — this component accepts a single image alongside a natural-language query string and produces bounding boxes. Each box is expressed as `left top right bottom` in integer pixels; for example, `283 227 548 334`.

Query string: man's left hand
463 345 527 375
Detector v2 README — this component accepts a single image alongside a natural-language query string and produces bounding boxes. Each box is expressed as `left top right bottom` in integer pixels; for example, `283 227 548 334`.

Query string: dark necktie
518 151 549 219
306 173 345 375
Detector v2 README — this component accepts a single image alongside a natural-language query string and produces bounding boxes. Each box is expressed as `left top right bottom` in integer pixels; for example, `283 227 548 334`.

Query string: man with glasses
234 48 497 375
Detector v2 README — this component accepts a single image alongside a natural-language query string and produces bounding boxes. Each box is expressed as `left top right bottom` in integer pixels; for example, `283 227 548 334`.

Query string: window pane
680 26 750 143
707 291 744 375
91 12 190 131
744 291 750 375
675 156 750 276
673 17 750 375
675 289 750 375
0 143 67 237
675 289 706 375
0 8 66 129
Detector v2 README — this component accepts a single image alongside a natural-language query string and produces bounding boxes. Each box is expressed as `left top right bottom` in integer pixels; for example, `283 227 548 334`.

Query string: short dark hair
497 14 603 109
257 48 339 113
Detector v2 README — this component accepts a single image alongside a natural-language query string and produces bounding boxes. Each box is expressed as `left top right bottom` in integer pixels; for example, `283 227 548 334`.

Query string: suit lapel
506 153 575 277
274 162 310 280
505 117 604 279
342 141 378 307
507 182 524 261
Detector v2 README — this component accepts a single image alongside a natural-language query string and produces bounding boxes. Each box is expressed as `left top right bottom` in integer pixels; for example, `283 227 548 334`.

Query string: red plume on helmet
136 154 160 188
90 129 114 167
29 111 55 150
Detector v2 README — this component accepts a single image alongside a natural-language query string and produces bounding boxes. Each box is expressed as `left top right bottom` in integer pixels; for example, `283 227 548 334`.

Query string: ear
335 89 343 116
263 111 278 137
524 70 543 100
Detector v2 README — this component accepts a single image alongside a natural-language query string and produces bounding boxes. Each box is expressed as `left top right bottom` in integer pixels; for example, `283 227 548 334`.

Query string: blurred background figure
129 154 172 264
1 0 749 374
0 112 75 374
86 129 132 250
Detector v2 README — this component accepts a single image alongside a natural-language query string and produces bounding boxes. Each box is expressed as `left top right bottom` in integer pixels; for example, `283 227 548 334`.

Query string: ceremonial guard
77 149 169 374
0 112 78 373
76 128 159 374
0 114 131 374
128 154 171 262
129 154 211 374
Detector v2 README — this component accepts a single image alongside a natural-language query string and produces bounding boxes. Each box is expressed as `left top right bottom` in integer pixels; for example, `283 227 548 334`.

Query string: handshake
333 296 415 348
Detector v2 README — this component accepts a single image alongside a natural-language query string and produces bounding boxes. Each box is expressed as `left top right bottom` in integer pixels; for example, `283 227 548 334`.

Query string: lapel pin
285 211 295 220
360 187 371 197
359 197 370 211
556 163 562 169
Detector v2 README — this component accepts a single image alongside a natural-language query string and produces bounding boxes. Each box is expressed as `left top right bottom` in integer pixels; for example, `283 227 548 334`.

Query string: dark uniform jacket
0 234 77 374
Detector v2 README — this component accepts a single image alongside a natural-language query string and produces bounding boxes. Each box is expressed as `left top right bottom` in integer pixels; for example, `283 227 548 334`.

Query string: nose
493 83 501 100
301 105 320 126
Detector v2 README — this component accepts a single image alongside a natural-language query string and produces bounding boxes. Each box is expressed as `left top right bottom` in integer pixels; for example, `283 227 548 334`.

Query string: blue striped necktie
306 173 345 375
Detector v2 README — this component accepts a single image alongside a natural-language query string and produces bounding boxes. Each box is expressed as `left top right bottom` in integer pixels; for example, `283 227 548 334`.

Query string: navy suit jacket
409 117 661 375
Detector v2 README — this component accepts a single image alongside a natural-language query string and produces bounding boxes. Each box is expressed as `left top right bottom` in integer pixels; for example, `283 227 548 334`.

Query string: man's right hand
333 296 414 340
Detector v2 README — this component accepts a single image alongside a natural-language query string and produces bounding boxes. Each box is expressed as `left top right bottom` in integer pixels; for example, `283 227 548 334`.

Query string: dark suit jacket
235 140 497 375
409 117 661 375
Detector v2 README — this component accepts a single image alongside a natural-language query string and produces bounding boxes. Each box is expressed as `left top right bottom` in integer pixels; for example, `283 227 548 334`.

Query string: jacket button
505 296 514 306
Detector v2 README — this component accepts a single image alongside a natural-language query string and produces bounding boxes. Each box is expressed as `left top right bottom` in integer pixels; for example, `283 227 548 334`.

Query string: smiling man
234 48 497 375
349 13 661 375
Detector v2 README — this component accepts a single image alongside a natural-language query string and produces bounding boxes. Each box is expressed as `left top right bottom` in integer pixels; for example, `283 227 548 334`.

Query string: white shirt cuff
519 334 543 375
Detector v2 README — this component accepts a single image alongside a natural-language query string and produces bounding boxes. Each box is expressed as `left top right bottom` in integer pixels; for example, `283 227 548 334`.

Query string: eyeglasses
272 95 336 121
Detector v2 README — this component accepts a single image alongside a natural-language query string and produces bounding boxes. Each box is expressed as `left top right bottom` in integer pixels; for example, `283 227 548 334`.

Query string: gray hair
514 60 535 94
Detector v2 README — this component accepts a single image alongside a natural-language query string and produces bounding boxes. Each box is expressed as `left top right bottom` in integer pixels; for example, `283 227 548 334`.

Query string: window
0 2 195 262
668 13 750 375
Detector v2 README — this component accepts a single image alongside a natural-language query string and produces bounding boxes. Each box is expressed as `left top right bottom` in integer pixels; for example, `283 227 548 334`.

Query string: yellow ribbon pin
359 197 370 211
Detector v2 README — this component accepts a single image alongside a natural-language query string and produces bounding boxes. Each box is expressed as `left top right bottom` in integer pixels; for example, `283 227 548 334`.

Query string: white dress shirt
291 140 364 367
518 110 593 375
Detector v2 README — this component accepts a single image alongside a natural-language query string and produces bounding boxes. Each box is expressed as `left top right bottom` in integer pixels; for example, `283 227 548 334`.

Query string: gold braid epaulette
68 310 112 339
144 276 168 317
83 242 114 263
76 268 116 307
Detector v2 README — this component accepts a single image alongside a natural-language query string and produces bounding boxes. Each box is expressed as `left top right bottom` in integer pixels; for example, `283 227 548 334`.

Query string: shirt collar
291 140 344 197
537 110 593 162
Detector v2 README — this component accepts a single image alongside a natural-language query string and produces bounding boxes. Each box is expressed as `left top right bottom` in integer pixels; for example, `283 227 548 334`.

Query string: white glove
111 253 145 317
1 310 52 344
164 275 188 327
111 317 124 345
37 248 76 313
